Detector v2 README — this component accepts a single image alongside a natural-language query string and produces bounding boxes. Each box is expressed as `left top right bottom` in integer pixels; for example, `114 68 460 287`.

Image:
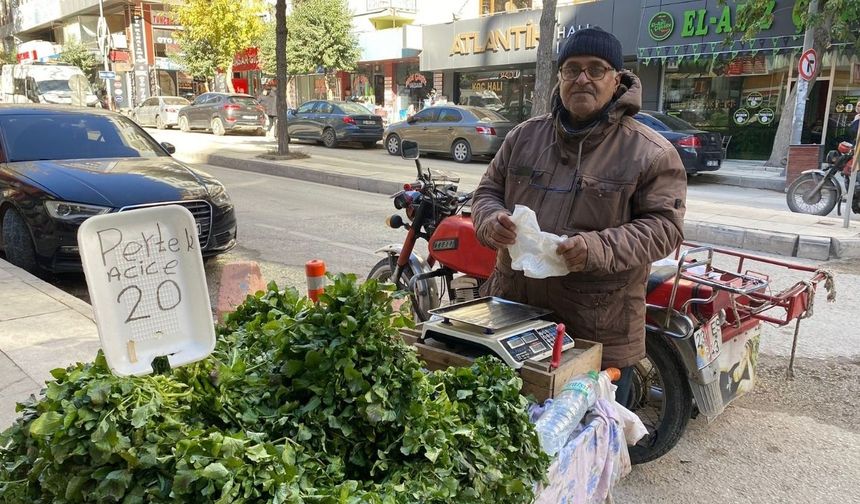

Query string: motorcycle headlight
206 183 232 207
45 201 111 222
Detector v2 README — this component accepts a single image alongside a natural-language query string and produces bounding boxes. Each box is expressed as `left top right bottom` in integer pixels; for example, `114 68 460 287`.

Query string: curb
187 153 857 261
696 173 786 192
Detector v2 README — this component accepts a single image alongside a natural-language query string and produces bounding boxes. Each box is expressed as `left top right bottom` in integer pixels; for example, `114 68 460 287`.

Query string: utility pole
789 0 818 145
97 0 113 110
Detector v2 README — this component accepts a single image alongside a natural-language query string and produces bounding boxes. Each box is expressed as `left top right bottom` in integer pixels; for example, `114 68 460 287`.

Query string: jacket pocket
565 181 627 233
553 282 630 341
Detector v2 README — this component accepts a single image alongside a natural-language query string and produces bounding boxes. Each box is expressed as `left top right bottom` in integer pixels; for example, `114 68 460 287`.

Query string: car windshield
651 113 696 131
36 80 72 94
470 108 508 122
163 97 189 105
338 102 372 115
1 114 168 162
228 96 258 106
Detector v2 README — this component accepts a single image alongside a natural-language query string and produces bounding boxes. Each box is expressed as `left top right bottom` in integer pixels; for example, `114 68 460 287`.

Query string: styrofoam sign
78 205 215 376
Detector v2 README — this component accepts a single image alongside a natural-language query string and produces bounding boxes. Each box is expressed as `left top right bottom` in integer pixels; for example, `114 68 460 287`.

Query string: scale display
422 297 575 369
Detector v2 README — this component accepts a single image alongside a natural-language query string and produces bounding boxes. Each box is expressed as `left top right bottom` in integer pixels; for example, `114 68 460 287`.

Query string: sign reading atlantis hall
450 22 591 56
78 205 215 377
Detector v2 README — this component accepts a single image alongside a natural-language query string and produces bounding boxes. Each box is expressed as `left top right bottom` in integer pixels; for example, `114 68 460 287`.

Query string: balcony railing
366 0 417 13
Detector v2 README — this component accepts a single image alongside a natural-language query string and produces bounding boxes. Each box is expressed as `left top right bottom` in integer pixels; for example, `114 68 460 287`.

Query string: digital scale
420 297 575 369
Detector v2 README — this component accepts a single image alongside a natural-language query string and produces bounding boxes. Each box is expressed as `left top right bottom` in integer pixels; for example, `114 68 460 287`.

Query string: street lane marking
251 224 377 256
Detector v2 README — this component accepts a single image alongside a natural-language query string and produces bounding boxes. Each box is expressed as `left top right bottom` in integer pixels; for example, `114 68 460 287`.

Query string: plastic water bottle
534 368 621 456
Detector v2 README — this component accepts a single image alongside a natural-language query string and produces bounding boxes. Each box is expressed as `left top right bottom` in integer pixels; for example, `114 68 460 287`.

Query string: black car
0 105 237 274
177 92 267 136
634 111 723 173
287 100 383 148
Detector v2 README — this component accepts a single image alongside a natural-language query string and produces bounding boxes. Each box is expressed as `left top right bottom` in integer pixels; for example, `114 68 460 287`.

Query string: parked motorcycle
786 141 856 216
372 140 832 464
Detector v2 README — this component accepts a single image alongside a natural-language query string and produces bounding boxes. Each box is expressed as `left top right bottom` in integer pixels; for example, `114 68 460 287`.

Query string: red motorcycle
370 140 833 464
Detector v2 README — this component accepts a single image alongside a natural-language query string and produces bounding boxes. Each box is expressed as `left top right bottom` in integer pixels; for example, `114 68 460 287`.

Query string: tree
275 0 290 156
734 0 860 166
287 0 360 99
58 39 98 74
170 38 218 89
531 0 558 117
173 0 266 92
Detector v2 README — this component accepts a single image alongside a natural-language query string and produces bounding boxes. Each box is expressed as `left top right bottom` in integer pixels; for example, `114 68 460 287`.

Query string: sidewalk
173 149 860 261
0 260 99 428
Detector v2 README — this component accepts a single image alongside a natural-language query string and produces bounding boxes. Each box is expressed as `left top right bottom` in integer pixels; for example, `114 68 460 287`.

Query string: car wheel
156 115 166 130
386 134 401 155
211 117 226 136
451 139 472 163
322 128 337 148
179 116 190 132
2 209 38 273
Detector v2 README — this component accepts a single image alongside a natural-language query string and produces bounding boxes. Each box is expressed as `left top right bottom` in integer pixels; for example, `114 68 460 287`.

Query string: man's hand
485 211 517 249
556 235 588 272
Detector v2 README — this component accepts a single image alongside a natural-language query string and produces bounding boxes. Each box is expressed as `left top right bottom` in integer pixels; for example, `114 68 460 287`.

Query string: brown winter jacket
472 71 687 368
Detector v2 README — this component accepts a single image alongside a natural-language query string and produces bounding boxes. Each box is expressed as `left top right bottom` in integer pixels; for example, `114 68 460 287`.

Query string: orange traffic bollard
305 259 326 302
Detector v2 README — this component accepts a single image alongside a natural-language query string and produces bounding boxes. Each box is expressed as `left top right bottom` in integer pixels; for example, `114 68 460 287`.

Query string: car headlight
206 183 232 207
44 201 111 222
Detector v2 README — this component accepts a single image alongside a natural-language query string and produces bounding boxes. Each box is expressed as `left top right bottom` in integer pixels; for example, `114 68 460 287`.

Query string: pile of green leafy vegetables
0 274 549 503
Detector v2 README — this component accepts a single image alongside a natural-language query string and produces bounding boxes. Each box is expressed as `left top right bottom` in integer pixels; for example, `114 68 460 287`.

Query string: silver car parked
383 105 514 163
131 96 190 129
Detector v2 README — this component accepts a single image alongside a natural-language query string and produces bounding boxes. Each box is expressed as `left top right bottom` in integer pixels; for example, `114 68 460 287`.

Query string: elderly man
471 27 687 404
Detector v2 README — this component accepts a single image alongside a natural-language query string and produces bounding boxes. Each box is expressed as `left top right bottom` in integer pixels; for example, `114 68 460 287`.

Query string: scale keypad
502 324 574 362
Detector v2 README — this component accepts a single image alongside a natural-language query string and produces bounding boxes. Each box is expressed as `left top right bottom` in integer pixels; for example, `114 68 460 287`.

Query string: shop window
457 69 534 123
825 53 860 151
481 0 531 16
662 53 791 160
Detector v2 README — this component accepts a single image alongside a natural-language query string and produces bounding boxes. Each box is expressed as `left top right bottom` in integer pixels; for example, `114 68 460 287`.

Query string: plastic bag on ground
508 205 569 279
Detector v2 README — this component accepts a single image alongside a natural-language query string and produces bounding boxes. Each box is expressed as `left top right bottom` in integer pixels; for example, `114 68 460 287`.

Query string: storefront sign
449 22 539 55
757 108 775 125
472 80 503 93
733 108 750 125
131 13 150 105
499 70 521 80
405 73 427 88
648 12 674 41
151 11 178 27
233 48 259 72
746 92 763 108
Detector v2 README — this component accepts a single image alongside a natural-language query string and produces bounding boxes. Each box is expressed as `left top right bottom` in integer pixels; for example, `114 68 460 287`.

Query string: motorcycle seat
647 264 678 294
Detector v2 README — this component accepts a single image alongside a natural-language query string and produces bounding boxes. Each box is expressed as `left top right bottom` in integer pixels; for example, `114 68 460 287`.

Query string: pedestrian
260 88 277 138
471 27 687 406
850 99 859 140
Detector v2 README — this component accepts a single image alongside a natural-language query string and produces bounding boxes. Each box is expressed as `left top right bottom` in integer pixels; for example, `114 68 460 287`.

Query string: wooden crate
399 326 602 403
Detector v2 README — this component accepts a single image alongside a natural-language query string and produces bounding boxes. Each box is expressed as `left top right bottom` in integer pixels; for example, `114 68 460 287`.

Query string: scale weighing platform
421 297 575 369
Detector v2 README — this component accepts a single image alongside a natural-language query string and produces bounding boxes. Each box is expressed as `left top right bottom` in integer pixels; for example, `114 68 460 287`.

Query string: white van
0 63 98 107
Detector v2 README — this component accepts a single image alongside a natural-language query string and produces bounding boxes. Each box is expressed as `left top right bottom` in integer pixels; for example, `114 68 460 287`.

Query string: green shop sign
648 0 777 41
648 12 674 41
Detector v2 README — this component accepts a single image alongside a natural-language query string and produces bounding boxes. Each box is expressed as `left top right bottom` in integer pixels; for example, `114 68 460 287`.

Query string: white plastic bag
508 205 569 279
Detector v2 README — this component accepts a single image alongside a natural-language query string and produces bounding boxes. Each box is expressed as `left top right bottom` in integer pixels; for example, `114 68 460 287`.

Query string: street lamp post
97 0 113 110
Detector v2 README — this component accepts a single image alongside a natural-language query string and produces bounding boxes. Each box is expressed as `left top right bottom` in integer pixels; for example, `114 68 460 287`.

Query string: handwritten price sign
78 205 215 376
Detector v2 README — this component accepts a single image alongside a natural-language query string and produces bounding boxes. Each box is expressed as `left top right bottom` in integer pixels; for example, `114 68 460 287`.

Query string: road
146 127 795 212
47 155 860 502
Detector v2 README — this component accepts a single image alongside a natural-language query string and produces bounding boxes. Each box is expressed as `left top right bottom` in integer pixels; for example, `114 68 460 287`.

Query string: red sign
233 47 259 72
798 49 817 81
16 50 37 62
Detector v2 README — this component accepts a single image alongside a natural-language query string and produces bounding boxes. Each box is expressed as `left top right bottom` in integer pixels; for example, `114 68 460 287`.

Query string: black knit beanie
557 27 623 71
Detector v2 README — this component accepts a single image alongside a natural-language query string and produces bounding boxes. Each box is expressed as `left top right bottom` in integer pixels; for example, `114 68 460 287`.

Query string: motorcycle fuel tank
428 215 496 278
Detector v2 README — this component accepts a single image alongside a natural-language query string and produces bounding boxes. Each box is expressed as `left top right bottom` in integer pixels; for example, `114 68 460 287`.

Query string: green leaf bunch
1 274 549 503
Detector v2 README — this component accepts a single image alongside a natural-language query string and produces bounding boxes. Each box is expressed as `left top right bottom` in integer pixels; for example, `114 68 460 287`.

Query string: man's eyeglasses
559 66 614 82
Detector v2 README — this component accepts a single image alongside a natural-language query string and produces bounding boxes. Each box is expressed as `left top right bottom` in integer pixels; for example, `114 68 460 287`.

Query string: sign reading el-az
648 0 776 41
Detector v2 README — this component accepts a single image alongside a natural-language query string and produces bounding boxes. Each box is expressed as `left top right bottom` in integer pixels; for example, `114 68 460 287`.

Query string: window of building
480 0 531 16
825 53 860 151
457 68 534 123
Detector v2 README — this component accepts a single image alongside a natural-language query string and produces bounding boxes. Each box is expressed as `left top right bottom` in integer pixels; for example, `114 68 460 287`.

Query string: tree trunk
225 64 236 93
531 0 558 117
325 72 338 100
765 85 795 167
276 0 290 155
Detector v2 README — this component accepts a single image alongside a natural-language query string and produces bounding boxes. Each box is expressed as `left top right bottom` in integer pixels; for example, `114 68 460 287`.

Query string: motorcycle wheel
626 335 693 464
367 257 433 322
786 173 838 216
